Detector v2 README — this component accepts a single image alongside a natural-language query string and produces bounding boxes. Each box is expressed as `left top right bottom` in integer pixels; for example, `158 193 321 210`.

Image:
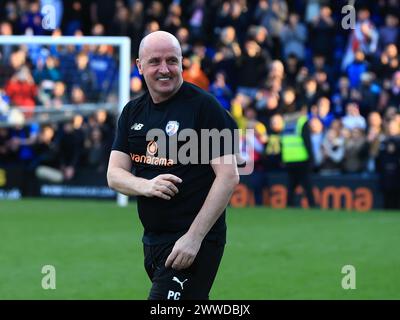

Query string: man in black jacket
107 31 239 300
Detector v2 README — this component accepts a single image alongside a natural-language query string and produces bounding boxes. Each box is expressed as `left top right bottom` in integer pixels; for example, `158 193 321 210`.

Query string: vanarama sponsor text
129 153 174 166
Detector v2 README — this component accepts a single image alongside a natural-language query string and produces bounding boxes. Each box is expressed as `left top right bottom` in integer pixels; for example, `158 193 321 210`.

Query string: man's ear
136 58 143 75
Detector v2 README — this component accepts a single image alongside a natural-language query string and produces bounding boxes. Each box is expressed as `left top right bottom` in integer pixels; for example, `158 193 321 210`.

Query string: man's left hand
165 233 202 270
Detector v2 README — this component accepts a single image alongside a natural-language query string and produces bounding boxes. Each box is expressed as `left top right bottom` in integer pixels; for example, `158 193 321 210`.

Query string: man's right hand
143 174 182 200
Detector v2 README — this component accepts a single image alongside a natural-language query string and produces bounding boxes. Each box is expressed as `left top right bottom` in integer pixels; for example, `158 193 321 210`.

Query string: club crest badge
165 121 179 136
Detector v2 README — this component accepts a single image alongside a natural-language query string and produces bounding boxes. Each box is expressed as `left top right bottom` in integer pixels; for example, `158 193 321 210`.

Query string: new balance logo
172 276 188 290
131 123 144 130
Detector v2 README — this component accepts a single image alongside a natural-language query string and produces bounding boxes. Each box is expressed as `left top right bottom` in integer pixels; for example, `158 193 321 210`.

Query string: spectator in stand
2 1 19 34
314 69 331 97
143 20 161 38
5 66 38 119
284 54 302 88
176 27 192 58
383 106 398 127
109 4 135 38
358 72 381 118
309 117 324 172
128 0 144 56
19 0 44 35
376 119 400 209
242 106 268 159
332 76 351 118
71 52 96 101
230 92 253 122
342 6 379 70
209 71 232 111
94 109 113 151
130 76 145 100
8 122 40 194
298 77 319 111
310 54 333 86
320 126 345 175
90 0 117 35
225 1 252 44
145 1 165 27
57 44 78 90
70 86 86 105
34 55 61 84
213 26 242 87
280 12 307 62
343 128 369 173
182 55 210 91
91 23 105 37
88 45 117 99
35 56 62 108
86 127 107 173
310 55 335 96
342 102 367 131
264 60 285 96
191 41 213 80
247 25 274 60
32 125 59 174
236 39 269 98
375 43 399 84
0 21 14 65
330 118 343 135
231 94 268 149
8 122 40 166
378 13 399 54
279 87 298 114
309 96 334 130
346 50 369 89
50 81 68 109
268 59 285 83
163 2 183 35
62 0 85 36
309 5 335 63
387 71 400 108
27 43 52 74
254 0 288 59
59 120 82 181
263 113 284 172
255 87 280 128
0 49 27 88
214 1 231 32
366 112 385 172
240 106 268 205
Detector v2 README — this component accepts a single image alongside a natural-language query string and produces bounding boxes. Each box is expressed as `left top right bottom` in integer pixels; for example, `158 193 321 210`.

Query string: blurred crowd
0 0 399 203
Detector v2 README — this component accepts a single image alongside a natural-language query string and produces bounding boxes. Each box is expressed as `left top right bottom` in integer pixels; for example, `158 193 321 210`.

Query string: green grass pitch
1 199 399 300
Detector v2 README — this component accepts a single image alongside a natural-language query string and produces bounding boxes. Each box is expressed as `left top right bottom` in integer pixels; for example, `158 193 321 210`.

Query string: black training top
112 81 236 245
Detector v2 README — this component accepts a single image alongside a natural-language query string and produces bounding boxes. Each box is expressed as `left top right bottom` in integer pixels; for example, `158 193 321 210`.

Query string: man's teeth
158 77 170 81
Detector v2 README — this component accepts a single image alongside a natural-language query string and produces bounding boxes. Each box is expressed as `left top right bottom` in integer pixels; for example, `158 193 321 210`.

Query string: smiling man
107 31 239 300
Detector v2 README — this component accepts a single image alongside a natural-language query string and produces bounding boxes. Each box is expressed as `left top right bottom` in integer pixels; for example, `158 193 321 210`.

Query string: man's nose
159 61 169 73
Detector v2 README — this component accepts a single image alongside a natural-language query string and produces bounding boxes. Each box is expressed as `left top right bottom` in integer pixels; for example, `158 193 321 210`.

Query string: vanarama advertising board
230 173 383 211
